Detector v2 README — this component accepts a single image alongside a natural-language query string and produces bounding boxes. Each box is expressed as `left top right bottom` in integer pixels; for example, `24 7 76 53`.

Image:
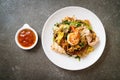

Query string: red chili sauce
18 29 36 47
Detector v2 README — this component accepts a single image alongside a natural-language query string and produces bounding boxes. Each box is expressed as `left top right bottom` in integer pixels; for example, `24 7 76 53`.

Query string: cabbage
56 32 64 44
59 24 70 33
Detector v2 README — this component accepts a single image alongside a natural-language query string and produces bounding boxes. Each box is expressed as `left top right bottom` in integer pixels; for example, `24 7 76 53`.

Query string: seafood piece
51 42 66 54
81 27 99 46
86 35 99 46
67 31 80 45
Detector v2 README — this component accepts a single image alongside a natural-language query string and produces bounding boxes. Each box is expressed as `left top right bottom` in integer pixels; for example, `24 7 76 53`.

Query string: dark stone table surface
0 0 120 80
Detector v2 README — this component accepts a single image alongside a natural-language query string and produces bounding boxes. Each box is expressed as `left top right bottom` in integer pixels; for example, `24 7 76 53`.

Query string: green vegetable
82 21 92 30
70 21 77 26
70 21 81 27
59 24 70 33
76 22 81 27
62 20 70 25
75 56 80 61
67 54 72 57
87 26 92 30
54 23 59 27
63 24 70 33
79 42 85 48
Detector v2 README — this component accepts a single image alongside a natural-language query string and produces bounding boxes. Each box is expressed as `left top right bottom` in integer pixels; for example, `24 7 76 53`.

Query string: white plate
42 6 106 70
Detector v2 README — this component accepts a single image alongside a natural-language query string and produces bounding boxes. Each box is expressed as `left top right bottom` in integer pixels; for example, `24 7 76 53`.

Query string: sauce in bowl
18 29 36 47
15 24 38 50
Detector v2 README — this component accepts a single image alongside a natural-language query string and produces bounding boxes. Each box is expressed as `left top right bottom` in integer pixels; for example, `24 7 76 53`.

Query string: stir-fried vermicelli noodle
51 16 99 58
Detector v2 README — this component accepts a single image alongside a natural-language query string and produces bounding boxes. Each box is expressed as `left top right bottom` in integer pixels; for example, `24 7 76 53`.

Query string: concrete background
0 0 120 80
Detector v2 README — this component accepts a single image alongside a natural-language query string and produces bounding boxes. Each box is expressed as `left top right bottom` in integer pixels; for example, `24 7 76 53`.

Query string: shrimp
86 35 99 46
81 27 99 46
67 31 80 45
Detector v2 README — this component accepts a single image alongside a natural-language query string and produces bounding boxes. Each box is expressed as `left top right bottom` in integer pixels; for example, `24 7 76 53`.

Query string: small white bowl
15 24 38 50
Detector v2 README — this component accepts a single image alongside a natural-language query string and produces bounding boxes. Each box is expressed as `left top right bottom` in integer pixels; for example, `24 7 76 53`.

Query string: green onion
67 54 72 57
76 22 81 27
70 21 81 27
75 56 80 61
88 26 92 30
62 20 70 25
54 23 59 27
79 42 84 48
